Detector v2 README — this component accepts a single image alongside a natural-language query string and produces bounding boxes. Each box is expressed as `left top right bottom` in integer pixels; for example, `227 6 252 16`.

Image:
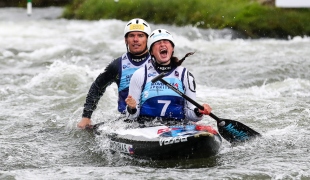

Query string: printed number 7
158 100 171 116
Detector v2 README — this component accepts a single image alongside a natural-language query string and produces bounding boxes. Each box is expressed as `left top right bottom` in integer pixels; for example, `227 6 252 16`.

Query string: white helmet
147 29 175 51
124 18 151 37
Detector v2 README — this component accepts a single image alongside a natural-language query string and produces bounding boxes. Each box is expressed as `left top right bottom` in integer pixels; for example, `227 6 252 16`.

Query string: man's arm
78 58 119 129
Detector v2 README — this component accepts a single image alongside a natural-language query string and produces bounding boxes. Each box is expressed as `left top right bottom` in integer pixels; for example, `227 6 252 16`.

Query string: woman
125 29 211 125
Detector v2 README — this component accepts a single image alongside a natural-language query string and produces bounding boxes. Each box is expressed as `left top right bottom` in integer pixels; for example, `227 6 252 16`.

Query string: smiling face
151 40 174 65
125 31 148 55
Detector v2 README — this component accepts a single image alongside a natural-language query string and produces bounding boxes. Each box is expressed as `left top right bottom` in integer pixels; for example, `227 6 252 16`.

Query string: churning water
0 7 309 180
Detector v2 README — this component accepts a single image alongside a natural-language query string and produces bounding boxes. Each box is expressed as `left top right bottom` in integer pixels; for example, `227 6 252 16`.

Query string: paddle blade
217 119 261 143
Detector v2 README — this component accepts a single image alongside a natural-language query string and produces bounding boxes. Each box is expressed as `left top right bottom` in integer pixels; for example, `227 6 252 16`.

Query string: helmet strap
126 44 129 53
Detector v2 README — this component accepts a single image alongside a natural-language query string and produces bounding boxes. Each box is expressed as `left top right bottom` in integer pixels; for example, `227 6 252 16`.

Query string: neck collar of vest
152 58 174 73
127 52 150 63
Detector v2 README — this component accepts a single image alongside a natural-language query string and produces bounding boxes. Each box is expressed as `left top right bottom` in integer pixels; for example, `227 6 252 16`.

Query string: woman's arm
183 70 204 122
125 67 145 120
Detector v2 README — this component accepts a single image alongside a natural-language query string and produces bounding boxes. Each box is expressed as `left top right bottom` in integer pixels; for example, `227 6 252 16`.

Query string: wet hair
171 52 195 67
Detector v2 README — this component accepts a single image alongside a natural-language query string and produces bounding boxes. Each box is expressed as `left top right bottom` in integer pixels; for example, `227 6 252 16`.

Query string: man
77 18 151 129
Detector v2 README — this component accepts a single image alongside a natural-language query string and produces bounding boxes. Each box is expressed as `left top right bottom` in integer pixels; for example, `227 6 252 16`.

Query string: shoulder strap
181 68 186 84
116 56 123 84
141 64 148 90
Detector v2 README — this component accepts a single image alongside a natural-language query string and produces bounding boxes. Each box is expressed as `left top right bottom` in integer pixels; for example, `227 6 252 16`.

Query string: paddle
85 122 105 135
151 72 261 143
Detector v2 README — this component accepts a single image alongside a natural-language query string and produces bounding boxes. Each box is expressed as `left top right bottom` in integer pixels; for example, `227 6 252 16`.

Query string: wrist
82 110 93 119
127 106 137 114
194 108 203 117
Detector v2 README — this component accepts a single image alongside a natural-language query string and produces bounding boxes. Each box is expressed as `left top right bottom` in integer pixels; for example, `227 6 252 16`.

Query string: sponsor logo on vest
151 81 180 90
159 136 188 146
174 71 179 77
110 141 134 154
224 123 249 141
122 63 131 69
125 74 133 83
157 66 171 71
132 57 145 62
148 72 157 77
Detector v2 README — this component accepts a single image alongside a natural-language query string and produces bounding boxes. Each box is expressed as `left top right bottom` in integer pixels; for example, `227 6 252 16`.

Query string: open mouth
160 49 168 55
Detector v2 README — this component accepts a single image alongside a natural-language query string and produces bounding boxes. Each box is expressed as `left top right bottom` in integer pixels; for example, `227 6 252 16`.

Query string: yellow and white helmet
147 29 175 51
124 18 151 37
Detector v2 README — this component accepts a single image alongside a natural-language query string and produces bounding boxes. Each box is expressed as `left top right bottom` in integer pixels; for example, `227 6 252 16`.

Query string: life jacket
139 63 187 120
117 53 151 113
